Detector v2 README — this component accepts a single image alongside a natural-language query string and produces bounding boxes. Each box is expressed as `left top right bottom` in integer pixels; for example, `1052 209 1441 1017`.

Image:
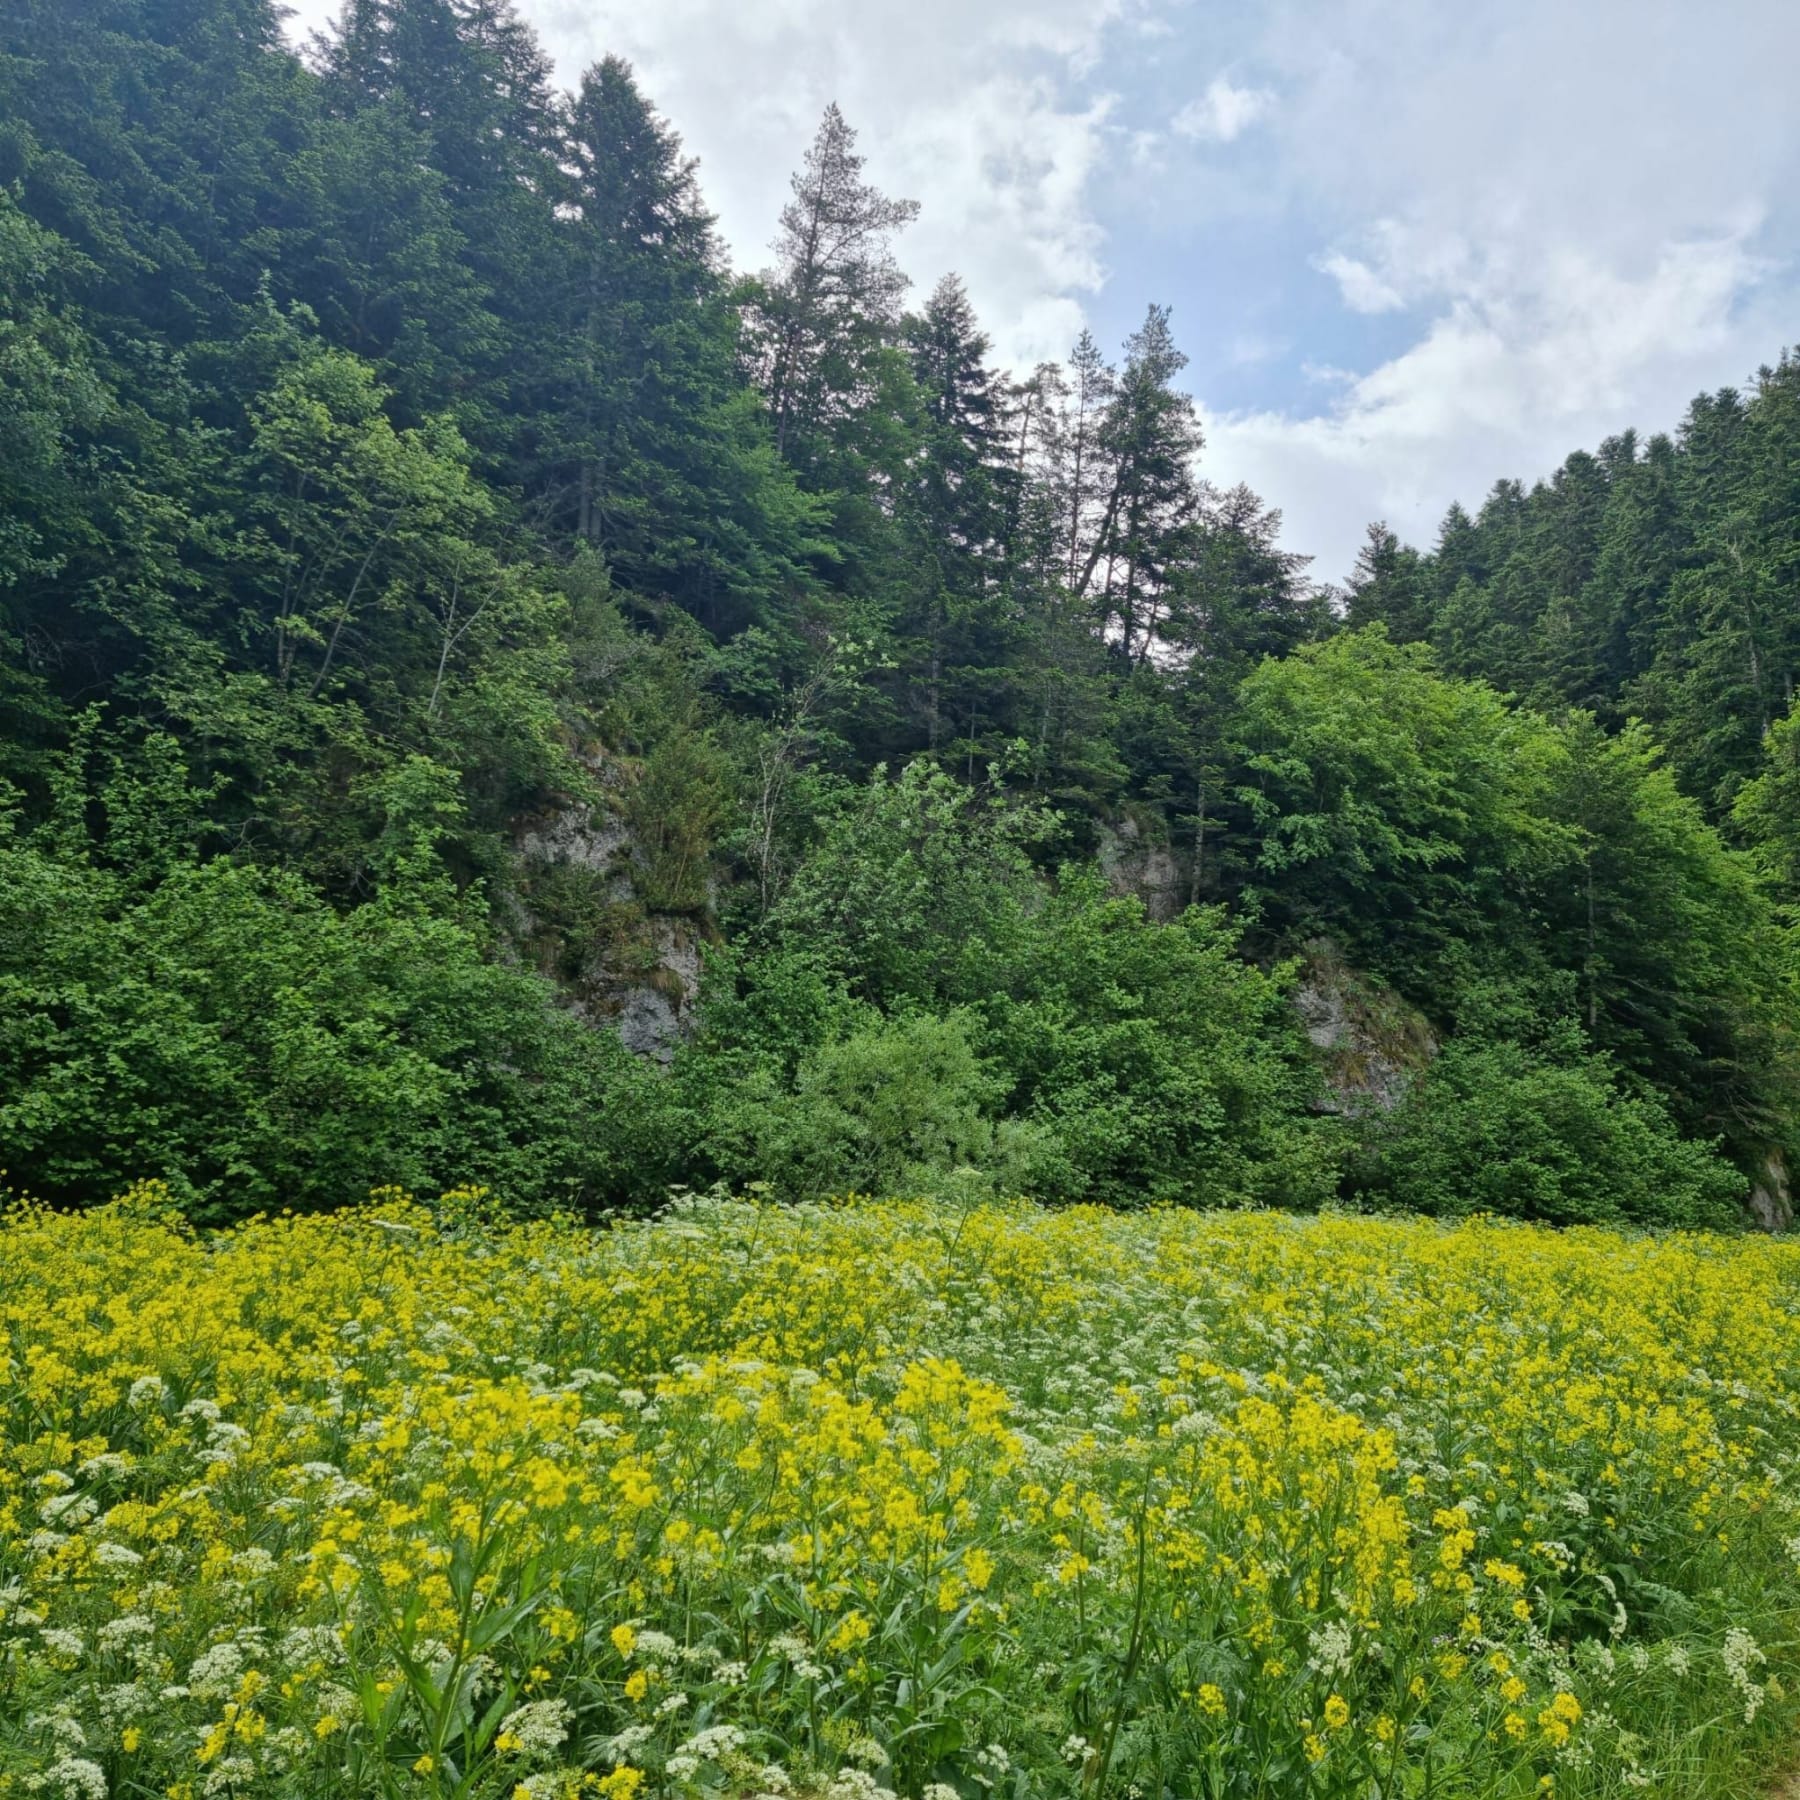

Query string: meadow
3 1188 1800 1800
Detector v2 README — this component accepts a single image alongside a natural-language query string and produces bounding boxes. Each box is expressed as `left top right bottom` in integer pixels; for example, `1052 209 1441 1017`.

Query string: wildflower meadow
3 1188 1800 1800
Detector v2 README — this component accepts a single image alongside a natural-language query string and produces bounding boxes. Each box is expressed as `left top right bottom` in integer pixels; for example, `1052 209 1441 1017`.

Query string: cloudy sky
282 0 1798 585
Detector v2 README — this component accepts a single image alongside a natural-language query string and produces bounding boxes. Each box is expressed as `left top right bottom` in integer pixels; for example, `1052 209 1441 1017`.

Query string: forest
3 0 1800 1233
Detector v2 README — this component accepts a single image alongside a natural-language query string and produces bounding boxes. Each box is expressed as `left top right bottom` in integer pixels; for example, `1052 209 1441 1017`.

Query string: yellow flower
121 1727 141 1753
1196 1683 1227 1719
611 1623 637 1660
624 1670 649 1702
1323 1695 1351 1730
1536 1693 1582 1748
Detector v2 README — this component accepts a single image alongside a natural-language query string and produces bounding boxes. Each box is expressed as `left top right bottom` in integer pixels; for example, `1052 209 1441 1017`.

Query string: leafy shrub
0 749 681 1222
1352 1035 1745 1228
979 871 1330 1208
700 1009 1052 1201
688 764 1329 1209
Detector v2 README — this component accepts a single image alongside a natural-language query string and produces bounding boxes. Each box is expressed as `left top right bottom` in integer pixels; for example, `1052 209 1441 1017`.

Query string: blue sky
284 0 1800 586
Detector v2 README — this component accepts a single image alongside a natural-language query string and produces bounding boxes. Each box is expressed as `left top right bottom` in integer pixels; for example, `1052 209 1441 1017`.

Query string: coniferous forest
3 0 1800 1233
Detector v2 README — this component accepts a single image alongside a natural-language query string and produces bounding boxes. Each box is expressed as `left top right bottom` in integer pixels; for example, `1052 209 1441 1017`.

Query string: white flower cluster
498 1698 573 1762
823 1770 895 1800
1722 1627 1767 1724
769 1632 824 1679
96 1613 154 1655
186 1641 246 1700
29 1757 107 1800
1307 1618 1355 1679
603 1724 655 1761
748 1763 792 1800
510 1776 581 1800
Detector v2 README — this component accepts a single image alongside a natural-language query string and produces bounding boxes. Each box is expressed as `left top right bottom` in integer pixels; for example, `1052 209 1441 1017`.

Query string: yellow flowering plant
0 1185 1796 1798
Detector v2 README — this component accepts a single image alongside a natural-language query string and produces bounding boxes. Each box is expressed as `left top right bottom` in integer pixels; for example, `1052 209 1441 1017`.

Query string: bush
1352 1035 1745 1228
980 871 1330 1208
688 761 1330 1210
699 1009 1052 1202
0 752 681 1222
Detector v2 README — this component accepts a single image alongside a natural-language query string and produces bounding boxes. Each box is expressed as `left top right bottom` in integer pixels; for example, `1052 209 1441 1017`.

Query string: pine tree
544 55 817 635
1084 304 1205 663
1059 329 1117 591
317 0 563 464
899 275 1008 749
1344 523 1435 640
752 104 919 465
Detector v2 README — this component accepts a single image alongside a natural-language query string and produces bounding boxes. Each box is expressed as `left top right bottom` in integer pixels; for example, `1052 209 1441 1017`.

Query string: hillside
2 0 1800 1228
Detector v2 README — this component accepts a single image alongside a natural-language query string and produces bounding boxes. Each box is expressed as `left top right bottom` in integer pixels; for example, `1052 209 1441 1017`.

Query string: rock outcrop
1097 815 1186 922
1291 939 1437 1115
506 764 708 1063
1748 1149 1795 1233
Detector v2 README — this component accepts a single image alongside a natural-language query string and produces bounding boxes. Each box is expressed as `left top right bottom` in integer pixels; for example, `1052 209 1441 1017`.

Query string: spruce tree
752 104 919 466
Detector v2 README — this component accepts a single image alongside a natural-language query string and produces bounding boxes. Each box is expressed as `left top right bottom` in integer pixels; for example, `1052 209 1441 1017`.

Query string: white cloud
1210 225 1780 582
1313 252 1404 314
1193 0 1800 583
1172 74 1275 144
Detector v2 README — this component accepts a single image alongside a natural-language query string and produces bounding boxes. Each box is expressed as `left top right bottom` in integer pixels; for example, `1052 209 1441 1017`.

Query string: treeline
0 0 1797 1229
1346 365 1800 817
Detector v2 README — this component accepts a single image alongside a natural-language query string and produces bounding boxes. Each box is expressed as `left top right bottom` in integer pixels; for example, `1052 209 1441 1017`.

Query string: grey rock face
1291 940 1437 1116
1097 816 1186 922
608 920 703 1064
507 765 707 1063
517 803 633 883
1747 1149 1794 1232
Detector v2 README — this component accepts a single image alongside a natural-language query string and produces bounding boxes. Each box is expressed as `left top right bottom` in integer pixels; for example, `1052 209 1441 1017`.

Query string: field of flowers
2 1187 1800 1800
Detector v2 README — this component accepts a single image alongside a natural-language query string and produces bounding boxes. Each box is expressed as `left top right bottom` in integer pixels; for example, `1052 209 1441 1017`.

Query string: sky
281 0 1800 586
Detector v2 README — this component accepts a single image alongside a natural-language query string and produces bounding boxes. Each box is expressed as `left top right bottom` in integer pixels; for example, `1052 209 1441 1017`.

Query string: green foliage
0 742 677 1222
702 1008 1050 1202
1228 628 1559 981
687 764 1324 1210
1530 715 1795 1144
1733 699 1800 893
1225 629 1796 1161
1354 1034 1746 1229
981 873 1330 1209
0 0 1788 1225
1350 365 1800 818
755 758 1050 1014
